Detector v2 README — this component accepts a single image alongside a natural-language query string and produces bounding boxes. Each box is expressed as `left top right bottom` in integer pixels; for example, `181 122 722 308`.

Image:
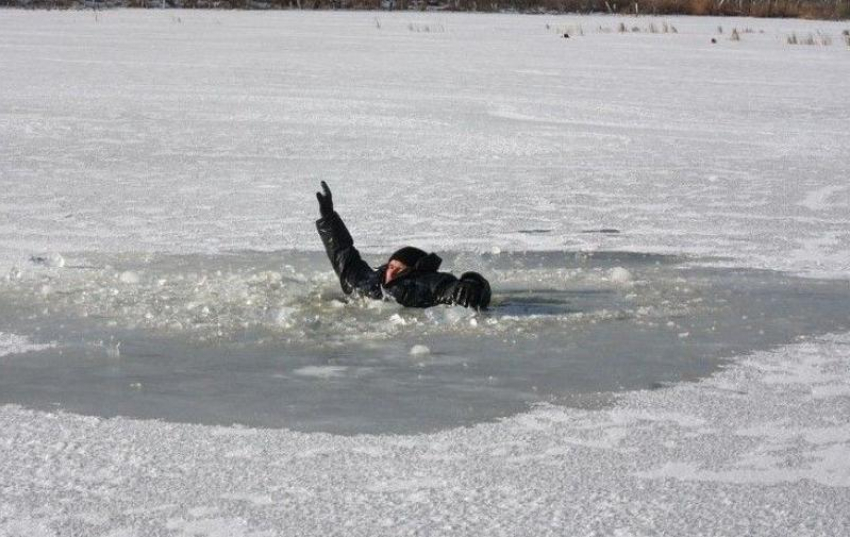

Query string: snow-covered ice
3 334 850 535
1 9 849 536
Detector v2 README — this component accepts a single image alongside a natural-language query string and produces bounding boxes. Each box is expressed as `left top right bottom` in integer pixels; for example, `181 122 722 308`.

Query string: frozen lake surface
2 250 849 433
2 9 850 537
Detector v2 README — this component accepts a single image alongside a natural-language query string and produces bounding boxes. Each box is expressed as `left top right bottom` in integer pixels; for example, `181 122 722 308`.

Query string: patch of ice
273 307 298 327
292 366 347 379
409 344 430 356
607 267 633 284
425 306 473 325
0 333 54 358
118 271 140 285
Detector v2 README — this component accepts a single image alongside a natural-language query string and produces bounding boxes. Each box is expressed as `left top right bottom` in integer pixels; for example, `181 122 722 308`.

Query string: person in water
315 181 491 309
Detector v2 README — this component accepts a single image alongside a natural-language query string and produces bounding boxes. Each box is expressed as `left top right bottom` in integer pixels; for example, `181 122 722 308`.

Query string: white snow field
2 9 850 536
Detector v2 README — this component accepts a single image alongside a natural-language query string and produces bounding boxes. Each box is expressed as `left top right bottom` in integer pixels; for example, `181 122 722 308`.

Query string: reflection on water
1 250 848 435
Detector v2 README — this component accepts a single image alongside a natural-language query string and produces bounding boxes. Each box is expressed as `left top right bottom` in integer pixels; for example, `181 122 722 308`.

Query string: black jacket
316 212 490 308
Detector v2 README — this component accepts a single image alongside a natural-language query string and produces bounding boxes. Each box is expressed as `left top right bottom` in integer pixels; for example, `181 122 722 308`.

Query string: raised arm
315 182 378 297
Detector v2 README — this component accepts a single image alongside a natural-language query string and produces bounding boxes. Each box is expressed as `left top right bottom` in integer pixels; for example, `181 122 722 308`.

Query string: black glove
453 280 482 308
452 272 491 309
316 181 334 219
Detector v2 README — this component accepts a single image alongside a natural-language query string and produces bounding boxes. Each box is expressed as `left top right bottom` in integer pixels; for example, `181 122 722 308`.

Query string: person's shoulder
412 270 458 291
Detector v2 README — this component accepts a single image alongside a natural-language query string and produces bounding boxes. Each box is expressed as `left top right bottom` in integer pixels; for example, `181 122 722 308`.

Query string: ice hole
1 250 848 435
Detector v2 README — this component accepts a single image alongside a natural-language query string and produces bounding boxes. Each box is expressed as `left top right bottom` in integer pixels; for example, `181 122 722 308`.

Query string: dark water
1 250 848 435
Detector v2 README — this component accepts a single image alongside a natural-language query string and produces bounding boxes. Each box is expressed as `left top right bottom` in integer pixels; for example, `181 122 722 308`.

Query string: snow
3 333 850 535
1 9 850 536
0 332 54 357
410 344 431 356
118 270 141 284
1 10 848 276
0 332 45 358
28 253 65 268
607 266 633 284
292 365 349 378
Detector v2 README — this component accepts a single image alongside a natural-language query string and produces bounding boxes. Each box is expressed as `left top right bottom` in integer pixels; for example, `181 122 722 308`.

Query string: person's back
315 182 491 309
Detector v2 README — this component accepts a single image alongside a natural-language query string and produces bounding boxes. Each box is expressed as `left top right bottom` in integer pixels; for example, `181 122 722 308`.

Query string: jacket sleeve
316 212 376 296
390 271 460 308
428 271 492 309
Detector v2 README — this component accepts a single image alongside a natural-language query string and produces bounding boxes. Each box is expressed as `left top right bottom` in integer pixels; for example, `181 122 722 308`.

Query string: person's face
385 259 408 284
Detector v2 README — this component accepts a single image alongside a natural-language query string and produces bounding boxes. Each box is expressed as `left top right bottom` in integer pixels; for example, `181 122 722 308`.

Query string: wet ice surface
2 250 848 434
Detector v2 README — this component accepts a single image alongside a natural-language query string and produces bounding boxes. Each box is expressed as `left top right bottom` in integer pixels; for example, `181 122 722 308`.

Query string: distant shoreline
3 1 849 22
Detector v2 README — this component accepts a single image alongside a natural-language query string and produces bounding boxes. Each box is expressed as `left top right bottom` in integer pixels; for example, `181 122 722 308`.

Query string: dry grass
407 22 445 33
600 0 844 18
786 31 836 46
661 21 678 33
547 23 584 37
609 20 678 34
